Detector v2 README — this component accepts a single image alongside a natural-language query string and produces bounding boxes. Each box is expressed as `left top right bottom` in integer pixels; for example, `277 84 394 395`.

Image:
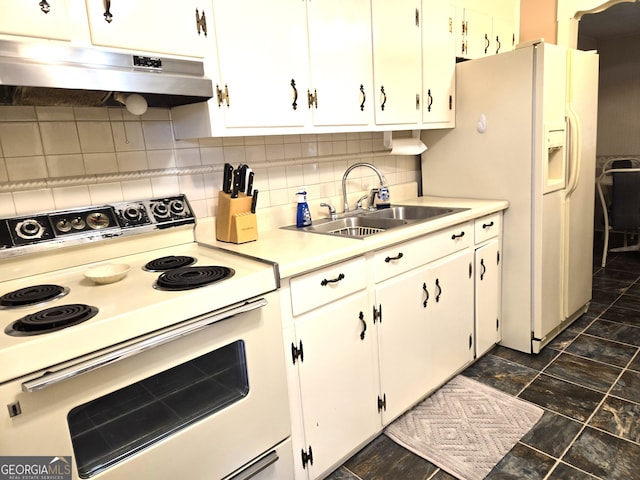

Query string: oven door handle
22 297 268 393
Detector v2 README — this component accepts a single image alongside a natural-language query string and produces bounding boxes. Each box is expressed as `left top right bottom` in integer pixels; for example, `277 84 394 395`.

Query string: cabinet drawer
290 257 367 316
373 221 473 283
475 213 502 244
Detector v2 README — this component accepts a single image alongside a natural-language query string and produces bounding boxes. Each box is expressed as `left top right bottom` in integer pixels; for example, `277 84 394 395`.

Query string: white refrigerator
421 42 599 354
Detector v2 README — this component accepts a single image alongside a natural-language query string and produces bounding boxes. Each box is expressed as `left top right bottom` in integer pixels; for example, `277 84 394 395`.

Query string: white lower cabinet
282 215 502 479
474 213 503 357
292 291 379 479
376 245 474 424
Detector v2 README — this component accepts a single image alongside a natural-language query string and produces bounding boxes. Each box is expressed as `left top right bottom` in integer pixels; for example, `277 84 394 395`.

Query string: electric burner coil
0 284 69 309
154 266 235 291
5 304 99 336
143 255 197 272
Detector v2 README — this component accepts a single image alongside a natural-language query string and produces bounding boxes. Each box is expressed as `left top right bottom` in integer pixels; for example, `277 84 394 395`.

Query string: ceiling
578 1 640 39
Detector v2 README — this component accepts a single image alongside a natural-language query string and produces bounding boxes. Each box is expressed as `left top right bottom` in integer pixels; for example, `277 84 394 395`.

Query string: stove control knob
124 206 142 222
151 202 170 219
169 199 185 216
15 219 45 239
71 217 86 230
56 219 72 233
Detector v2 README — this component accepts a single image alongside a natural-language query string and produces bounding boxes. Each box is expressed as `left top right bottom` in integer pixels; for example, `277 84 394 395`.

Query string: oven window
67 341 248 478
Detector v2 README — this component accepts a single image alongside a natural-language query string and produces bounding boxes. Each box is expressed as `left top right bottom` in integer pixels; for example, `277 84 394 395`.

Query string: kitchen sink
282 205 469 239
366 205 465 221
302 216 408 238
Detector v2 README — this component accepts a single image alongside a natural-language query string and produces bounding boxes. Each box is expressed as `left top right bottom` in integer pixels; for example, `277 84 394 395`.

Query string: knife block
216 191 258 243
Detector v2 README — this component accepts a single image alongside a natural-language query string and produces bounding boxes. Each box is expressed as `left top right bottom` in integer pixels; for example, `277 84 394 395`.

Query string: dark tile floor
327 249 640 480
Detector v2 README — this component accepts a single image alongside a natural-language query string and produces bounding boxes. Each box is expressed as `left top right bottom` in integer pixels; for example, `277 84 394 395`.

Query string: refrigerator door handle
564 108 581 197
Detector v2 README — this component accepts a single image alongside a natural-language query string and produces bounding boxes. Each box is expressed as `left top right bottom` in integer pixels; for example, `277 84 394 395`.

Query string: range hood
0 39 213 109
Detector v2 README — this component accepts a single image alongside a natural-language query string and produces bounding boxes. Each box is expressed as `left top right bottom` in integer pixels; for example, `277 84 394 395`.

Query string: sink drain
328 226 386 238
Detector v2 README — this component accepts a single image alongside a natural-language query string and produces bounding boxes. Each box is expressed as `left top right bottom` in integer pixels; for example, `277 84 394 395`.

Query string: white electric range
0 195 292 480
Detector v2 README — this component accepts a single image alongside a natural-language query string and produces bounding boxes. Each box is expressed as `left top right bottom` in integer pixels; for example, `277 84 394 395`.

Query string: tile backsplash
0 105 421 225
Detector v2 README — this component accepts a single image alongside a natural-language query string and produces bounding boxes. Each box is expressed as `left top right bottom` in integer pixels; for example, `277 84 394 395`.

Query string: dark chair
597 159 640 267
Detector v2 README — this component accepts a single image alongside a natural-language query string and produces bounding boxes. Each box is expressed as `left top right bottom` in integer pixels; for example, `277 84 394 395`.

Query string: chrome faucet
342 162 388 213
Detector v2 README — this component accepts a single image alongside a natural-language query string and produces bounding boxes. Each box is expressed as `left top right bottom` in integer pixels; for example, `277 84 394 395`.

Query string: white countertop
196 196 509 279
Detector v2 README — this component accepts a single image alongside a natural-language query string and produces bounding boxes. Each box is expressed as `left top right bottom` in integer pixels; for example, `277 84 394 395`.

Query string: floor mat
384 375 544 480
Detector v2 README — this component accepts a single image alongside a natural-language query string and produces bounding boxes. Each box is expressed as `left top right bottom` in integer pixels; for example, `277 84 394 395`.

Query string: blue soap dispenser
296 188 312 228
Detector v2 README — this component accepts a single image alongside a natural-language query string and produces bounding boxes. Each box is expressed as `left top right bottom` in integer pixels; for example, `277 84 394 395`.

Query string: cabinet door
295 291 379 478
212 0 309 129
0 0 71 40
307 0 374 127
422 0 455 126
461 7 492 59
492 16 515 55
371 0 421 125
377 264 432 424
475 239 502 357
424 249 474 390
85 0 211 57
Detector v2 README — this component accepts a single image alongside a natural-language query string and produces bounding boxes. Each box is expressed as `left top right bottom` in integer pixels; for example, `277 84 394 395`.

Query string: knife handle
246 171 255 196
251 190 259 213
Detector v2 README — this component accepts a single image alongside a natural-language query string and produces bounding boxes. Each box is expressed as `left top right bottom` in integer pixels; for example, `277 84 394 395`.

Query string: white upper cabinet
371 0 422 125
210 0 309 129
458 6 493 59
306 0 374 127
422 0 455 127
454 0 520 59
84 0 212 57
0 0 72 41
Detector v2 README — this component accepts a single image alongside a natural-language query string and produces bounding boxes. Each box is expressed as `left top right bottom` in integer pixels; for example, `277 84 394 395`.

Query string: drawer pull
482 221 495 229
320 273 345 286
451 231 465 240
385 252 404 263
359 311 367 340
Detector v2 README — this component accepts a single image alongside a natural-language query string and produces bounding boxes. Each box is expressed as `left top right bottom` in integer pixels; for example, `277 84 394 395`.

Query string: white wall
0 106 420 224
593 33 640 157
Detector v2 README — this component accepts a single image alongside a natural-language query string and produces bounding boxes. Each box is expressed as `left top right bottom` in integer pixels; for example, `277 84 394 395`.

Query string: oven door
0 292 291 480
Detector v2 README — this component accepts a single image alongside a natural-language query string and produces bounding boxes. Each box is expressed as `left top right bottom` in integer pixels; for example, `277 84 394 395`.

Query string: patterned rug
384 375 543 480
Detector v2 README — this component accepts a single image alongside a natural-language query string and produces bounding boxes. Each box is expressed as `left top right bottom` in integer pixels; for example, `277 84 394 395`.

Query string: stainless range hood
0 39 213 109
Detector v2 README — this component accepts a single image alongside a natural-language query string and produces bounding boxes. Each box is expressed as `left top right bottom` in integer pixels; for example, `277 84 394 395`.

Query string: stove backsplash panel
0 105 420 222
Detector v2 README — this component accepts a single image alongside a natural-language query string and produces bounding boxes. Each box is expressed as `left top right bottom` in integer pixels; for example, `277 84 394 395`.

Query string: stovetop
0 196 278 384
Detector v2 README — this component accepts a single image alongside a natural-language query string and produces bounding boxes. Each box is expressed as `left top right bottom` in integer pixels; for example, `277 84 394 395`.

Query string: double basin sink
283 205 468 239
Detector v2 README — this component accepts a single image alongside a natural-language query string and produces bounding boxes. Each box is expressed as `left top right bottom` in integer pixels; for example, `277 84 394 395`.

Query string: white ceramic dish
84 264 130 284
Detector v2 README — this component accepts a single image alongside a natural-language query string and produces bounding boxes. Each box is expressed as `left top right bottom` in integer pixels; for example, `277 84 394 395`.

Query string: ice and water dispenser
543 122 567 193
